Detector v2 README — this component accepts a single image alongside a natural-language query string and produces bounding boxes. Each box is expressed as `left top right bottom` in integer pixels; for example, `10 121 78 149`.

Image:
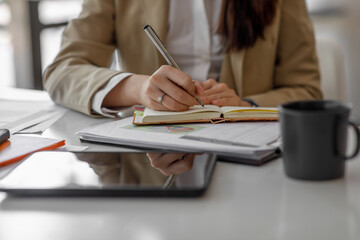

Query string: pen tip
195 97 204 108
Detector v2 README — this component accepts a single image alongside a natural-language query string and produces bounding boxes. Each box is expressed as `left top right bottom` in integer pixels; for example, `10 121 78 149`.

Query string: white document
18 108 67 134
182 122 280 147
0 100 66 134
0 100 51 126
77 117 280 160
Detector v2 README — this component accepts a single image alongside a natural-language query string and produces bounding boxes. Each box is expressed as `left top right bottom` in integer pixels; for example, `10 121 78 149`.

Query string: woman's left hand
199 79 251 106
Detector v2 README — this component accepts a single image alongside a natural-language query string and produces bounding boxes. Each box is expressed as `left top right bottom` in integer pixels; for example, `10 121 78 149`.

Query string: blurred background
0 0 359 121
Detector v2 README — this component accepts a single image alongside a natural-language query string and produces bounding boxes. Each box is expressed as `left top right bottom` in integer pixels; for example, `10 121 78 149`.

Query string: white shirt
92 0 224 117
166 0 224 81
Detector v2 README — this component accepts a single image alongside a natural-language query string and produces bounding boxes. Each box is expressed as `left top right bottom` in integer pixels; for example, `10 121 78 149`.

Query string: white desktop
0 88 359 240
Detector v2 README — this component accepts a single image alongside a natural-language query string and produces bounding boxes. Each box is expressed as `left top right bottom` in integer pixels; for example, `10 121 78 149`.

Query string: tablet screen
0 151 216 197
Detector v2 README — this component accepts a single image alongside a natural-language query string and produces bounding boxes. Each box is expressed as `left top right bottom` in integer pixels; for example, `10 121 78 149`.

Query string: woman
43 0 322 117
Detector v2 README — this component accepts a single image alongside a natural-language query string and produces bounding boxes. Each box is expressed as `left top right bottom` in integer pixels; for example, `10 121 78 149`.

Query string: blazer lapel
141 0 169 67
241 1 281 96
230 50 246 97
219 49 246 98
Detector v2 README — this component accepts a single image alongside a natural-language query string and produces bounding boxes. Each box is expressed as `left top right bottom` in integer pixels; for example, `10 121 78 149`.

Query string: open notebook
133 105 278 125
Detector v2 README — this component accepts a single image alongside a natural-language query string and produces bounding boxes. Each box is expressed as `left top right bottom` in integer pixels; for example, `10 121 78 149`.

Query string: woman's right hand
147 153 195 176
139 65 203 111
103 65 204 111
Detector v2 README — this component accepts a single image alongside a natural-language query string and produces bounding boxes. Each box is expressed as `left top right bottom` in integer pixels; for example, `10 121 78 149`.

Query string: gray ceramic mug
279 100 360 180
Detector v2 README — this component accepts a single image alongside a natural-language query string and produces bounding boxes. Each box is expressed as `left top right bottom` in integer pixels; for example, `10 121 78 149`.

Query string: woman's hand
147 153 195 176
139 66 204 111
199 79 251 107
102 65 204 111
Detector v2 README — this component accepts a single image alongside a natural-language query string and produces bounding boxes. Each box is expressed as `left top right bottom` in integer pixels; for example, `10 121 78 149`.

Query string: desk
1 89 360 240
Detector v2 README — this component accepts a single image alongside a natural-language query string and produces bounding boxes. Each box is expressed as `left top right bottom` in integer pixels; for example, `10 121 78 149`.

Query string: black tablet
0 151 216 197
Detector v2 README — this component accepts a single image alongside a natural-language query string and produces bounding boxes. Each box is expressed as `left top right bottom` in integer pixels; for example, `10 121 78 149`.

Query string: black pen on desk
143 24 204 107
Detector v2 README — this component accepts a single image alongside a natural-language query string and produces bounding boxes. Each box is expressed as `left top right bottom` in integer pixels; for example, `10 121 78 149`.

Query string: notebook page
144 105 220 117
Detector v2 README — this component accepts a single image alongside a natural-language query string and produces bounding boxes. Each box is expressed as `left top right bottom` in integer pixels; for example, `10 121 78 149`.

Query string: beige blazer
43 0 322 116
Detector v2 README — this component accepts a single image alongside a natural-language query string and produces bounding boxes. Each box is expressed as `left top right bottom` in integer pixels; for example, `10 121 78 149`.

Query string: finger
193 80 205 96
202 91 235 103
147 98 170 111
203 83 229 96
160 154 194 175
166 154 194 174
146 153 163 160
212 97 240 106
202 79 218 90
239 100 253 107
200 96 213 105
156 65 197 96
211 98 229 106
144 84 165 104
150 153 185 169
161 94 190 111
146 95 190 112
150 73 198 106
159 153 185 162
183 154 195 169
144 84 190 111
159 80 198 107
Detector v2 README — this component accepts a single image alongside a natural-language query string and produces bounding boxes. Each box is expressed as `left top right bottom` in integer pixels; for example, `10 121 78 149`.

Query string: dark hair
218 0 278 51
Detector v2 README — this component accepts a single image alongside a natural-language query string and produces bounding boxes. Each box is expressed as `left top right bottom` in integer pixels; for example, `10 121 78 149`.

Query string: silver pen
143 24 204 107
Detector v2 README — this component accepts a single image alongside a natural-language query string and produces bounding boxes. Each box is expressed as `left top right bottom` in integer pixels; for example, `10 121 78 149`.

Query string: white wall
309 0 360 122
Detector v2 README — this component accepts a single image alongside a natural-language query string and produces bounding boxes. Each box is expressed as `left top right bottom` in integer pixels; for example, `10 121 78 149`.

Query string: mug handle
342 121 360 160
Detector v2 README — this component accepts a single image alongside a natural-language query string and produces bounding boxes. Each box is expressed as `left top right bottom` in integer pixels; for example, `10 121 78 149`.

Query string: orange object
0 140 10 152
0 136 65 168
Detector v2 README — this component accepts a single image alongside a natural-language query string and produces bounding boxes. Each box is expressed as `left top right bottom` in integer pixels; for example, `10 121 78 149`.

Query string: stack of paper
0 100 67 134
77 117 280 163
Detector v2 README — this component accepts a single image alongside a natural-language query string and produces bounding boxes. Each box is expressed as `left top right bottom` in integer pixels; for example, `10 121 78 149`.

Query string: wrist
103 74 148 107
126 74 148 105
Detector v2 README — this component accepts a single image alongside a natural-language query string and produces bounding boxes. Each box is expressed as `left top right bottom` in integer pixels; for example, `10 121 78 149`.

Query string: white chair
316 37 348 101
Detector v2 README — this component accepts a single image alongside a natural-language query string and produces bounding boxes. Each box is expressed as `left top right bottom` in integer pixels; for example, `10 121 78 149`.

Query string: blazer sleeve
43 0 121 116
246 0 323 106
